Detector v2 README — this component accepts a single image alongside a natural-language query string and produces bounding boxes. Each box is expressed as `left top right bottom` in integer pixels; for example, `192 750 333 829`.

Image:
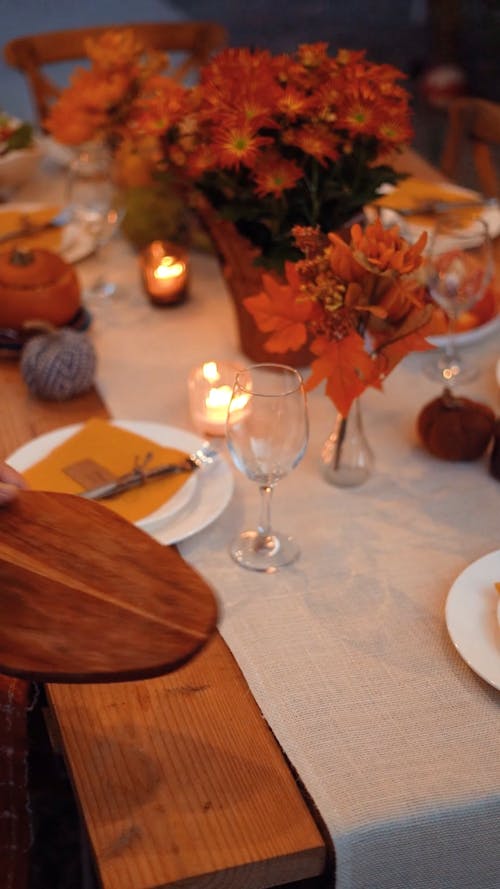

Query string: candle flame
202 361 221 383
206 385 233 409
153 257 186 280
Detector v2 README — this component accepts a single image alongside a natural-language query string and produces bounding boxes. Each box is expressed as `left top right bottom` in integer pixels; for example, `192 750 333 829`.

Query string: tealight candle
188 360 249 436
140 240 188 305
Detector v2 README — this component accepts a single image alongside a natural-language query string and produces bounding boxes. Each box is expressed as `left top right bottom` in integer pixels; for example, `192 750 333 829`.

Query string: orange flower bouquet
245 218 437 417
46 33 413 269
46 31 418 364
244 218 439 482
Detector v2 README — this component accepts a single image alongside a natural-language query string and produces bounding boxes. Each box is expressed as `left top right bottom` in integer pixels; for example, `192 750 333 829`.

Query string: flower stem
306 159 321 224
334 416 348 470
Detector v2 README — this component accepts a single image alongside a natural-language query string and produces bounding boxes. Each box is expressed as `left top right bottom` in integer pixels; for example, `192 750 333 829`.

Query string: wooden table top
0 361 328 888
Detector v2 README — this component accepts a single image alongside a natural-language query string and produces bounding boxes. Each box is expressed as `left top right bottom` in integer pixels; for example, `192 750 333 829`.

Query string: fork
0 207 73 245
80 443 219 501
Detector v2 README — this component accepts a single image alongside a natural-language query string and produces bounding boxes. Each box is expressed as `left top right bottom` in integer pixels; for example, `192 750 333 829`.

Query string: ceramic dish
7 420 234 544
445 550 500 690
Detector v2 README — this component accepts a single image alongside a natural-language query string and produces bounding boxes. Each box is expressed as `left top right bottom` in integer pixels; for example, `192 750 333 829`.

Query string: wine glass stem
445 313 459 364
256 484 274 548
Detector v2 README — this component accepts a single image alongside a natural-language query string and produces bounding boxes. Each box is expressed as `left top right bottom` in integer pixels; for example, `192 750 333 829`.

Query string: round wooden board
0 490 218 682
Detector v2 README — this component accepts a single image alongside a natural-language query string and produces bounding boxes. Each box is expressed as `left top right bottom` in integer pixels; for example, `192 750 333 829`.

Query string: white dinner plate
7 420 234 544
445 550 500 690
0 202 96 264
372 182 500 243
427 313 500 349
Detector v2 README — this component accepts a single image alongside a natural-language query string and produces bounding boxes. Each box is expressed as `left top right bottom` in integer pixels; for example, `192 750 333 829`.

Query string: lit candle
140 240 188 305
188 360 249 436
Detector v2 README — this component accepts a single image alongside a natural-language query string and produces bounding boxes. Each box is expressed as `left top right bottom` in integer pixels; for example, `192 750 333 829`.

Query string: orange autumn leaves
244 219 439 417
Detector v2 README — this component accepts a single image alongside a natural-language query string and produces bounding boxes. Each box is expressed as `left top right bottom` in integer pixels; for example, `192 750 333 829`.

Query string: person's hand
0 462 27 505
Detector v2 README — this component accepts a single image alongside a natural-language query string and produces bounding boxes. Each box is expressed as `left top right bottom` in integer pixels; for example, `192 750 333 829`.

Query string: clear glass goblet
226 363 309 572
67 142 124 302
424 215 493 385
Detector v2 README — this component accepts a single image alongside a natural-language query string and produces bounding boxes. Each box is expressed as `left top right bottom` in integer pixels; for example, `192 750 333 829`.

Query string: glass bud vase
321 398 374 487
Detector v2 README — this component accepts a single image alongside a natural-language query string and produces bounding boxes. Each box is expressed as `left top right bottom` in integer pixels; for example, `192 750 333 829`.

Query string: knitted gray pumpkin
20 328 96 401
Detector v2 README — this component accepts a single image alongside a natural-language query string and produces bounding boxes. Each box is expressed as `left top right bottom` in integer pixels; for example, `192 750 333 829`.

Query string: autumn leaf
306 332 376 416
243 264 315 353
374 304 436 378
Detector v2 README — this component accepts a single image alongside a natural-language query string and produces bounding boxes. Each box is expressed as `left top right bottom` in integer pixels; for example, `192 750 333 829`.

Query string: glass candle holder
188 360 249 436
140 241 188 305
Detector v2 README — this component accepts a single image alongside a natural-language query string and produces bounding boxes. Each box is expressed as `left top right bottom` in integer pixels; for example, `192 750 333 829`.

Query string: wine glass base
423 351 478 385
84 277 118 303
230 530 299 572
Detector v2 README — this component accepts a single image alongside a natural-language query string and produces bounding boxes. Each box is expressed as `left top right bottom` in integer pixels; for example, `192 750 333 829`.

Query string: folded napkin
0 205 63 252
373 177 482 228
23 418 191 523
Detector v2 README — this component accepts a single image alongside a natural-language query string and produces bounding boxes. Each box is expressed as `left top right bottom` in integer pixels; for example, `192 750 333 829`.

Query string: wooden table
0 363 328 888
1 145 498 889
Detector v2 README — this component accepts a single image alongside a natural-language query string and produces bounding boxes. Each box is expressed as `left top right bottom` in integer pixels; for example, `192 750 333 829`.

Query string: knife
80 460 195 501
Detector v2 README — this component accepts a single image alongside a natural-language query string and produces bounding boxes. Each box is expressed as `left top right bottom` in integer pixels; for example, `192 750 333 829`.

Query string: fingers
0 462 27 489
0 462 27 505
0 482 20 505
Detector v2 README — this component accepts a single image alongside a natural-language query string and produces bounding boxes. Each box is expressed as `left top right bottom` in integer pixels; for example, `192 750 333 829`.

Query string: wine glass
226 363 309 572
424 215 493 384
67 142 124 302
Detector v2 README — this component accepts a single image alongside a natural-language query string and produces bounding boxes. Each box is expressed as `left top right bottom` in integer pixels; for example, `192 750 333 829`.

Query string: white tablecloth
18 169 500 888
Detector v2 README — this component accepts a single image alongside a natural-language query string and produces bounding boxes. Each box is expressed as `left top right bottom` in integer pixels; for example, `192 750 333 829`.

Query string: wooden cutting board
0 489 218 683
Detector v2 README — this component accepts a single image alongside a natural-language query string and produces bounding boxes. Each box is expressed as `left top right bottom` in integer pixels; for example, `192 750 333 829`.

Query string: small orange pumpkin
417 388 495 461
0 247 81 330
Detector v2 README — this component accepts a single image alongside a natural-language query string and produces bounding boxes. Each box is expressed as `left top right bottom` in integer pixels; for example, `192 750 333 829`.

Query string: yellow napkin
373 177 482 229
0 204 63 252
23 418 191 523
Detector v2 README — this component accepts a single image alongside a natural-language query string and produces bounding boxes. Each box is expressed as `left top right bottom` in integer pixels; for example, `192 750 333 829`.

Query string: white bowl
0 145 41 198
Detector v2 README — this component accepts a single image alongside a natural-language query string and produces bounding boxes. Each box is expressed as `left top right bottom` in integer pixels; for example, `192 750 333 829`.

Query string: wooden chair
440 96 500 198
3 21 227 125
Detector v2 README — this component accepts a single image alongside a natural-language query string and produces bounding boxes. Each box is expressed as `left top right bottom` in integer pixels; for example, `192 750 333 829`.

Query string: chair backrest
440 97 500 198
4 21 227 124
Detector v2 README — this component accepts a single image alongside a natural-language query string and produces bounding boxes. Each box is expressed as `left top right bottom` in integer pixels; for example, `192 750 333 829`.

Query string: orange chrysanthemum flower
130 75 186 135
276 88 314 120
211 118 272 170
68 68 132 112
283 125 339 164
348 218 427 277
253 152 303 197
296 42 330 68
84 28 145 70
